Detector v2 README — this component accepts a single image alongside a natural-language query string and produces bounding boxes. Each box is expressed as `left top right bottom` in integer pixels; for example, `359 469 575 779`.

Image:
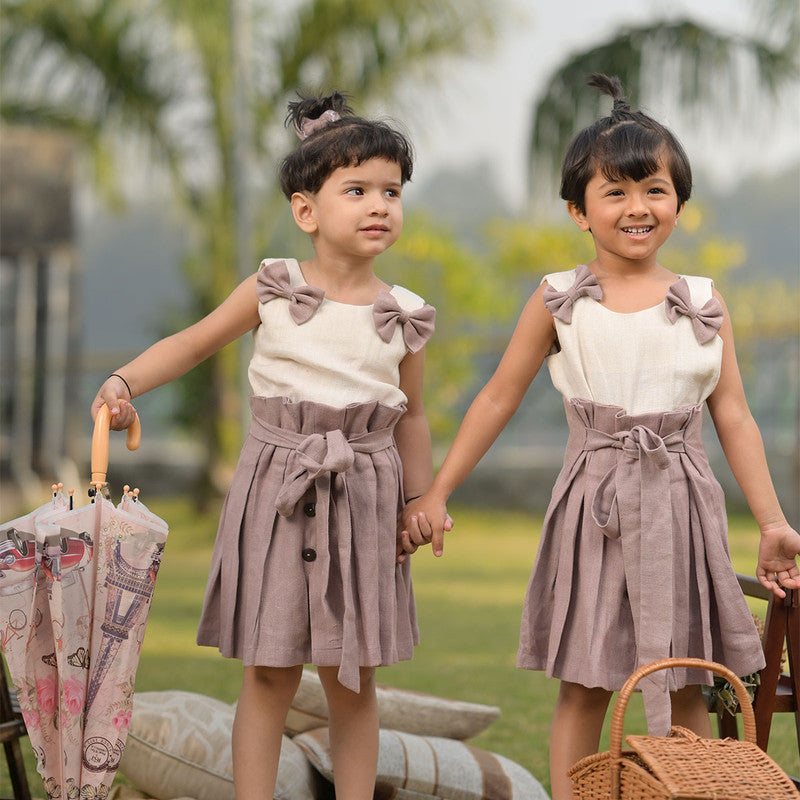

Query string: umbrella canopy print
0 406 168 799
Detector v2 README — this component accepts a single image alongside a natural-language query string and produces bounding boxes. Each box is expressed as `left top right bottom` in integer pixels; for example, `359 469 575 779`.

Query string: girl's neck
586 258 677 314
587 252 666 280
299 257 389 305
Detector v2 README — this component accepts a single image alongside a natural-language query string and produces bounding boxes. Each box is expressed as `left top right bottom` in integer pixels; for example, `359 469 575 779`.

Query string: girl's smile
621 225 653 237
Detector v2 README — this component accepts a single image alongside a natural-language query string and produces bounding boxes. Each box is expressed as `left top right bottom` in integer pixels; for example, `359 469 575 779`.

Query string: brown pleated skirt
517 398 764 734
197 396 418 692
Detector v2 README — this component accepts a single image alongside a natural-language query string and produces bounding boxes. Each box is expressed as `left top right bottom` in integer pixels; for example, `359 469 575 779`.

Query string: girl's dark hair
279 91 414 198
560 74 692 213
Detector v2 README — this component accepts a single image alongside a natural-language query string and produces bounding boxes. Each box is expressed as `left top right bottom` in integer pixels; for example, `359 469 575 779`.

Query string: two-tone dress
516 264 764 734
196 257 435 693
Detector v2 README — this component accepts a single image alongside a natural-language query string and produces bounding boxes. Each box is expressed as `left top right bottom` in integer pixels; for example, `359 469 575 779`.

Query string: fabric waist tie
249 414 397 693
583 422 688 736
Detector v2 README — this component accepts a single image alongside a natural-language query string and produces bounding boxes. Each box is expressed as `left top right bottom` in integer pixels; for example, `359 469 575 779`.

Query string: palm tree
526 0 799 197
1 0 499 495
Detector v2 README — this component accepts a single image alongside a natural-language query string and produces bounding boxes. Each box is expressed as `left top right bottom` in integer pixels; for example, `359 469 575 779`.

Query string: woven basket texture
568 658 800 800
570 730 800 799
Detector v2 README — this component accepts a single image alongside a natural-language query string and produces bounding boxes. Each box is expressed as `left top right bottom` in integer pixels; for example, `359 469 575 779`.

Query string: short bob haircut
560 75 692 214
279 92 414 199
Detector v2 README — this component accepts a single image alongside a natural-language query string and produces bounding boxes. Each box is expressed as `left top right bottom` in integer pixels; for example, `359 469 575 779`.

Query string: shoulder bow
664 278 723 344
373 291 436 353
256 260 324 324
543 264 602 323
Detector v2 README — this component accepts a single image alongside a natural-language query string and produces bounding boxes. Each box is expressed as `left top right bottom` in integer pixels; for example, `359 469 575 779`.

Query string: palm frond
527 18 799 197
270 0 498 123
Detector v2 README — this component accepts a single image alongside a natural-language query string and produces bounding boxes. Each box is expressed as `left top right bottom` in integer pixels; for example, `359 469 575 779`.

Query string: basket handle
608 658 756 799
91 403 141 487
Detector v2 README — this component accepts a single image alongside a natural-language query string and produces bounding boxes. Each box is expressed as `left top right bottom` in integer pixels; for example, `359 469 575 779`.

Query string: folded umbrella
1 406 168 799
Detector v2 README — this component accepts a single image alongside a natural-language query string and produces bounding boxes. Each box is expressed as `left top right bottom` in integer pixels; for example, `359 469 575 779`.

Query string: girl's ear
567 201 591 232
291 192 318 233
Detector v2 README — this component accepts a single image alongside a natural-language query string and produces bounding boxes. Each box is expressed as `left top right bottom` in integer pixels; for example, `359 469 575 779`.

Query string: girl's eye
648 187 665 194
347 187 364 196
606 189 623 197
385 189 400 198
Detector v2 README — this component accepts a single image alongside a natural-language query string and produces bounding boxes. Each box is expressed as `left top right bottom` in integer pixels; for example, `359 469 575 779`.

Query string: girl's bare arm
92 273 261 428
394 346 434 503
706 290 800 596
402 284 557 555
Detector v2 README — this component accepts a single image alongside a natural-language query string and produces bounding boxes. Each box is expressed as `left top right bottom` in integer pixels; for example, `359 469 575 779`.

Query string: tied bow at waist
583 422 688 736
249 415 396 693
585 425 686 540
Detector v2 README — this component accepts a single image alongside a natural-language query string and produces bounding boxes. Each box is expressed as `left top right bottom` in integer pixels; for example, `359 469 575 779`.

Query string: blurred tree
526 0 799 199
0 0 499 497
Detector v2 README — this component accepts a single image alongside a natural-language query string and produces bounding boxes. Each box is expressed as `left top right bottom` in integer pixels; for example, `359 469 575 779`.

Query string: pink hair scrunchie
294 109 340 140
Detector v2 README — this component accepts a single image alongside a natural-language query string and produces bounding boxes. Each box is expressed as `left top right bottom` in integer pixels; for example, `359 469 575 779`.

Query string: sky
397 0 800 212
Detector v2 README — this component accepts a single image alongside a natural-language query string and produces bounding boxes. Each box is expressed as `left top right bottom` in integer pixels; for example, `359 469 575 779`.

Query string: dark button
303 502 316 517
301 547 317 562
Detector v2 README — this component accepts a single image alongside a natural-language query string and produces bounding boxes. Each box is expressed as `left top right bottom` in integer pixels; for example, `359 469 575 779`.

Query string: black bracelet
109 373 133 398
404 494 422 504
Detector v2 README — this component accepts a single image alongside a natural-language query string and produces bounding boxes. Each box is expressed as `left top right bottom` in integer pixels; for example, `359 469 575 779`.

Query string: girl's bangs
595 125 665 184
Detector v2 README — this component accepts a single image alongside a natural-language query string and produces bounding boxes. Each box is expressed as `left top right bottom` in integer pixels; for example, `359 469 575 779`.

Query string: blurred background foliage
0 0 797 504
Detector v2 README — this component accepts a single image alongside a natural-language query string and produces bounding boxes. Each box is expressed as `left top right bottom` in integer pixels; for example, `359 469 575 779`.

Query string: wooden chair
712 574 799 785
1 655 31 800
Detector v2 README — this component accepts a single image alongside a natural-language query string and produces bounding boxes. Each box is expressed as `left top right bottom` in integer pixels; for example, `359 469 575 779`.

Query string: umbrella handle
91 403 141 487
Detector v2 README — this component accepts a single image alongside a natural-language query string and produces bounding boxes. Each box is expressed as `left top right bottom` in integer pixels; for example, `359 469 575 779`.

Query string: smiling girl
400 73 800 799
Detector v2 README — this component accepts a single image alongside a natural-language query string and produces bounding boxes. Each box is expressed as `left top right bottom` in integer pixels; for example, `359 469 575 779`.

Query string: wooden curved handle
91 404 141 486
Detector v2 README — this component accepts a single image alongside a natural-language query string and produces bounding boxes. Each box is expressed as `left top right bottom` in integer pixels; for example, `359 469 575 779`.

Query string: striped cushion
294 727 549 800
285 668 500 740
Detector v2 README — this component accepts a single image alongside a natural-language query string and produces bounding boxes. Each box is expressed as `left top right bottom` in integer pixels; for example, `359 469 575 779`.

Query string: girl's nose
625 193 648 216
370 196 390 215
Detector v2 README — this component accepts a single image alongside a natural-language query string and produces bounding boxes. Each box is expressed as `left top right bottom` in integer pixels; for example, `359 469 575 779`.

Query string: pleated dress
516 264 765 734
196 258 435 693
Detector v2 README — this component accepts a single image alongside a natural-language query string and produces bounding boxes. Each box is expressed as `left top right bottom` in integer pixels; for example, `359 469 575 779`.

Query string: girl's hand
397 494 453 561
756 522 800 598
91 376 138 431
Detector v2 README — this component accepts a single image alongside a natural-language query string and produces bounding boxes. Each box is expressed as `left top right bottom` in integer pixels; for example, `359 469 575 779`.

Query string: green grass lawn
3 498 798 798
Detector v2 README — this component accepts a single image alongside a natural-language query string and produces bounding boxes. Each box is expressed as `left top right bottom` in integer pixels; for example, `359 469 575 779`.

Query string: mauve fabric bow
543 263 603 323
373 291 436 353
257 260 324 324
664 278 724 344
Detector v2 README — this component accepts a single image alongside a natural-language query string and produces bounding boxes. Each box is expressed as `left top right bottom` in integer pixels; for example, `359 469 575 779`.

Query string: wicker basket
568 657 800 800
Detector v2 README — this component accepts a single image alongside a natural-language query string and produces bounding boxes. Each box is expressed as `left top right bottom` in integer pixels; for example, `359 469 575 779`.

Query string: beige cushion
120 690 320 800
294 727 549 800
285 668 501 740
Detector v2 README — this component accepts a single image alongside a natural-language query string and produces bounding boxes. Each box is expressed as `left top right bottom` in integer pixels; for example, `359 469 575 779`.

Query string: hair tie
612 98 629 114
294 109 340 140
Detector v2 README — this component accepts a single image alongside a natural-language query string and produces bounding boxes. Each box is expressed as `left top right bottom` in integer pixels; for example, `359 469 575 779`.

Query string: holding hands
398 491 453 562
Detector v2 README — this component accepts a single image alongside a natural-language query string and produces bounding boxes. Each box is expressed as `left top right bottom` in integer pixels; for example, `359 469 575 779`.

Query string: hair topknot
284 91 354 133
586 73 631 119
279 90 414 199
559 73 692 213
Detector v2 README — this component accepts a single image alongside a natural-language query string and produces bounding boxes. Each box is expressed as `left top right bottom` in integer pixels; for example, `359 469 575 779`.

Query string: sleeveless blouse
542 266 723 414
248 258 433 408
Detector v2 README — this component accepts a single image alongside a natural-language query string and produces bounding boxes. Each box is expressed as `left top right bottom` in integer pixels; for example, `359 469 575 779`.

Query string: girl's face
567 158 683 269
295 157 403 263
